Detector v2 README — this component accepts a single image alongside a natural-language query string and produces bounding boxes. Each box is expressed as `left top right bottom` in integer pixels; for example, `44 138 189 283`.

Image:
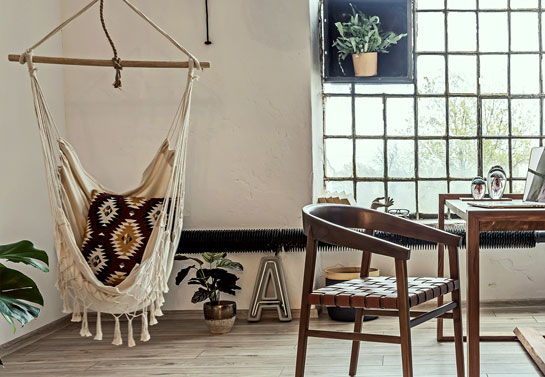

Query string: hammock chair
10 0 210 346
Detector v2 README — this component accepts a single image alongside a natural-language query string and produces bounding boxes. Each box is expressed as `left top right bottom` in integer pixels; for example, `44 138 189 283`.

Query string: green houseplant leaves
175 252 243 305
332 4 407 74
0 240 49 367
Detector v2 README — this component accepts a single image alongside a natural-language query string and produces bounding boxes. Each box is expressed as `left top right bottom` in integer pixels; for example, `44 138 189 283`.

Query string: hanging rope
99 0 122 88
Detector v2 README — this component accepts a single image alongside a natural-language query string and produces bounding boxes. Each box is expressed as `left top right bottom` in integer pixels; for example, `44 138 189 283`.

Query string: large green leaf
0 265 44 330
0 241 49 272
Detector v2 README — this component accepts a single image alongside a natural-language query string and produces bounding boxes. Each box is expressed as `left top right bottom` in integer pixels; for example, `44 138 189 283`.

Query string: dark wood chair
295 204 464 377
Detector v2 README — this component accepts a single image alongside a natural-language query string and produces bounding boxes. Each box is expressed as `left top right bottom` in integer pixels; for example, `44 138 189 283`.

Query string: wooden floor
3 304 545 377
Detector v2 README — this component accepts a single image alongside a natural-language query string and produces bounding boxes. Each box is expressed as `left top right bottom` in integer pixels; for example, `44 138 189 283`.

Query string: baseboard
0 315 71 359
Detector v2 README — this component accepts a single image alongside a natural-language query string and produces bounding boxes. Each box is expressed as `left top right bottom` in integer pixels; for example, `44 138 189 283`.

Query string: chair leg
452 290 465 377
349 308 364 376
398 309 413 377
295 301 311 377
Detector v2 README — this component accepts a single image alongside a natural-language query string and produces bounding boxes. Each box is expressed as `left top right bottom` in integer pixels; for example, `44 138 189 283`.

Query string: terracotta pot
352 52 378 77
203 301 236 334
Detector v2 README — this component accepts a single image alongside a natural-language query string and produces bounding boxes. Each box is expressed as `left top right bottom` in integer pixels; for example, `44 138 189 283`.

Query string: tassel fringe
62 291 71 314
94 312 103 341
149 302 158 326
79 308 92 337
127 318 135 348
71 301 81 322
112 316 123 346
140 311 150 342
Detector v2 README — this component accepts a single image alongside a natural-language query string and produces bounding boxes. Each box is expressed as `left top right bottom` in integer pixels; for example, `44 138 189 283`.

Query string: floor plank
2 304 544 376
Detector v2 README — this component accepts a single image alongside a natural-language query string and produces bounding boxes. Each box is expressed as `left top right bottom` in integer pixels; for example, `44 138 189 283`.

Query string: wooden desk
438 193 545 377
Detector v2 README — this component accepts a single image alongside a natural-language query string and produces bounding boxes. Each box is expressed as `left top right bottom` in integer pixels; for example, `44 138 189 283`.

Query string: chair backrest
302 204 411 260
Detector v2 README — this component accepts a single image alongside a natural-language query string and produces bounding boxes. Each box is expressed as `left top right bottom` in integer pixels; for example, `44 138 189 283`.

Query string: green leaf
201 252 226 264
216 258 243 271
174 255 204 265
191 288 211 304
0 265 44 329
175 265 194 285
0 241 48 272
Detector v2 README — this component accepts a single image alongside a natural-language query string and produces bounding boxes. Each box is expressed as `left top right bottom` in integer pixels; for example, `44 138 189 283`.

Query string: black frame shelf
322 0 414 84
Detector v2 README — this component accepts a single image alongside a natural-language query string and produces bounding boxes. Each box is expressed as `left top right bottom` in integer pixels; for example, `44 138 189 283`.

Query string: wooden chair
295 204 464 377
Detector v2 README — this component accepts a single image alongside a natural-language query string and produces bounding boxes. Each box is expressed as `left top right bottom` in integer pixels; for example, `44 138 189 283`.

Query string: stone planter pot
324 267 379 322
203 301 236 334
352 52 378 77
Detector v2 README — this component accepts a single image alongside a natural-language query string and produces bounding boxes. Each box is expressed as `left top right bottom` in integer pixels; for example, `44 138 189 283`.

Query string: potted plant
175 252 243 334
333 4 407 77
0 240 49 367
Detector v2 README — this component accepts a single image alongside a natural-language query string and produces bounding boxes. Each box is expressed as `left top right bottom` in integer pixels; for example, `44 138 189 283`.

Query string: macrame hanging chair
11 0 209 347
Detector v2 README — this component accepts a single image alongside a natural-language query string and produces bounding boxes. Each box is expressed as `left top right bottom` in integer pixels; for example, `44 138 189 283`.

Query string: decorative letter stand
247 255 292 322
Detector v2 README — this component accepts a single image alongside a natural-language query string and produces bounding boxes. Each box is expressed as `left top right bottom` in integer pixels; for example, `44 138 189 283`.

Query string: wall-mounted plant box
322 0 413 84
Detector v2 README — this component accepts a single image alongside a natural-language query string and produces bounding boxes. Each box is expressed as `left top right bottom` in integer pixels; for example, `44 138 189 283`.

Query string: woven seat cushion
81 191 164 286
309 276 459 309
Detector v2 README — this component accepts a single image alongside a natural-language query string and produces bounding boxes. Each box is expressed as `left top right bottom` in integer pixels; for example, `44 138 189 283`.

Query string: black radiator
176 225 540 254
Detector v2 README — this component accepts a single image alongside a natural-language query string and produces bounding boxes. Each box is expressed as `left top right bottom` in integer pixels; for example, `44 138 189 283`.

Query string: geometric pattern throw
81 191 164 286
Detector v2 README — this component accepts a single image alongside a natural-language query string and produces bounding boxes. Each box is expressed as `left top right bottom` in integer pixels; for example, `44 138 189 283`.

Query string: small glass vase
487 166 506 200
471 176 486 200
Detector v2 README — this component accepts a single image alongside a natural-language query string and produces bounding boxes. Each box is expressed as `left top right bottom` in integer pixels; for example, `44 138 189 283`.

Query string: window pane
323 83 351 94
418 140 447 177
325 139 353 177
416 12 445 52
388 182 416 214
513 180 527 194
482 99 509 136
448 12 477 51
483 139 510 176
324 97 351 135
355 98 383 136
417 0 444 9
449 97 477 136
356 140 384 177
511 55 540 94
512 139 540 178
386 98 415 136
447 0 475 9
480 0 507 8
511 0 539 8
418 98 446 136
450 139 478 178
325 181 354 198
480 55 508 94
512 99 540 136
450 180 472 194
355 84 414 95
419 181 448 214
511 13 539 51
479 13 508 52
387 140 415 178
449 55 477 94
357 182 385 207
417 55 445 94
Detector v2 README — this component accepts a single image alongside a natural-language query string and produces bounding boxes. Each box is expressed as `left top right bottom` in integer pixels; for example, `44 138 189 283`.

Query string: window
321 0 545 217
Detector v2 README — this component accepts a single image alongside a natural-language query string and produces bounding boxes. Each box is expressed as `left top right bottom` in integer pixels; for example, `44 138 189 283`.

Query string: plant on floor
0 240 49 366
174 252 242 304
333 3 407 75
175 252 243 334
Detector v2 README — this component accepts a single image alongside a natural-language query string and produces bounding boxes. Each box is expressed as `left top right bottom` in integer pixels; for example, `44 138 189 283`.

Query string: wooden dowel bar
409 301 457 328
8 54 211 69
360 309 454 319
307 329 401 344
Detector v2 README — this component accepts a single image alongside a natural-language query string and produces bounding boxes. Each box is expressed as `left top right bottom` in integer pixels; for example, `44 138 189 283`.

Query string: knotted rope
99 0 122 88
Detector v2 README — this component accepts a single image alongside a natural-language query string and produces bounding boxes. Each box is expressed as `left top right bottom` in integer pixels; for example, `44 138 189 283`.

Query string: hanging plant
333 4 407 76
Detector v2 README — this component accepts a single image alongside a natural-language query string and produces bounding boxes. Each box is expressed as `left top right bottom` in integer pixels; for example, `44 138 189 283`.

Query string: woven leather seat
309 276 460 309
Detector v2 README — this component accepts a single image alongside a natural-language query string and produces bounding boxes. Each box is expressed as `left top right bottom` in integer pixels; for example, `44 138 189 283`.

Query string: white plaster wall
0 0 66 344
57 0 545 315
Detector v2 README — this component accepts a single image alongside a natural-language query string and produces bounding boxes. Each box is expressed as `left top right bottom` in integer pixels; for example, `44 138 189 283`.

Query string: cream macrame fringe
17 0 202 348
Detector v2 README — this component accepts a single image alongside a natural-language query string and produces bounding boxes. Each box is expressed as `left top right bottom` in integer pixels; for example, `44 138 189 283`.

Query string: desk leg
467 217 480 377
